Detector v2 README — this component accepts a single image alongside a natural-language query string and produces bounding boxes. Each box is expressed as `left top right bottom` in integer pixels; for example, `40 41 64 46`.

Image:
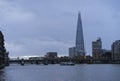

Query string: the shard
69 12 85 58
75 12 85 56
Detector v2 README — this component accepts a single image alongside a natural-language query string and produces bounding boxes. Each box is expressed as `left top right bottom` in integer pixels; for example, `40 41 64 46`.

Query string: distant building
101 49 112 61
69 12 85 58
45 52 57 58
112 40 120 61
92 38 102 59
69 47 76 58
0 31 9 68
85 55 92 60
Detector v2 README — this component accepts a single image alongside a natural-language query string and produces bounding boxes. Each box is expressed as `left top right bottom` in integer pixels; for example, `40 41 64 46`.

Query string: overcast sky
0 0 120 57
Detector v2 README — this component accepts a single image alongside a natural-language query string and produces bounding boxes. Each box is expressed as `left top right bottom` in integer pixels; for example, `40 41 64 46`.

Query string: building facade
112 40 120 61
69 47 76 58
0 31 9 68
101 49 112 61
45 52 57 59
69 12 85 58
75 12 85 57
92 38 102 59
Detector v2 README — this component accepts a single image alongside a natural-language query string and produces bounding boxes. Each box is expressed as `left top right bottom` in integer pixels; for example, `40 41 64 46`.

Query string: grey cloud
5 38 73 57
1 0 120 57
0 0 36 24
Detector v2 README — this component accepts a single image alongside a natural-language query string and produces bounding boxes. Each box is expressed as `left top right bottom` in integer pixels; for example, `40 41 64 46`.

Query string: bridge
9 57 120 65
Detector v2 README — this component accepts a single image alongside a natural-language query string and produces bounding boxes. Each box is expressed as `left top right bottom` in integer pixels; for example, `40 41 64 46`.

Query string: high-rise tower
92 38 102 59
75 12 85 56
69 12 85 58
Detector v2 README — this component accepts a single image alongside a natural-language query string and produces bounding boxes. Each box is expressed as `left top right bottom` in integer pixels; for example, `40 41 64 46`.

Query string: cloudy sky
0 0 120 57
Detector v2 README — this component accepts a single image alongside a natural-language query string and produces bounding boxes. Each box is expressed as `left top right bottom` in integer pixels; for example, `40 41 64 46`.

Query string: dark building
0 31 9 68
92 38 102 59
85 55 92 60
112 40 120 61
4 52 9 66
101 49 112 61
45 52 57 58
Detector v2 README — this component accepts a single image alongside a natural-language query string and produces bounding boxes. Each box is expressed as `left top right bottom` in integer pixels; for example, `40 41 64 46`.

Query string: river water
1 64 120 81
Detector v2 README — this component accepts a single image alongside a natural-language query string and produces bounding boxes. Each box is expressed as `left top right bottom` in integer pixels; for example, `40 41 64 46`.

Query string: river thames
0 64 120 81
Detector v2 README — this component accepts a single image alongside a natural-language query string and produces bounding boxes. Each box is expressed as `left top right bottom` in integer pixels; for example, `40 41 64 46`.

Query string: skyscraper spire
75 12 85 56
69 12 85 58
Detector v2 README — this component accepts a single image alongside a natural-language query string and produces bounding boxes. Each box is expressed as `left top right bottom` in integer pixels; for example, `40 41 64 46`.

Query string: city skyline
0 0 120 57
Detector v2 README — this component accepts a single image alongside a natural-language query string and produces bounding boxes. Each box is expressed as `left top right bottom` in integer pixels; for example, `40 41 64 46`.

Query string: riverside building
92 38 102 59
69 12 85 58
112 40 120 61
0 31 9 69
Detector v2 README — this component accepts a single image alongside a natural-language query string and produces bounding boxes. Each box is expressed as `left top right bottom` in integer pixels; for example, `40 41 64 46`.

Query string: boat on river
60 62 75 66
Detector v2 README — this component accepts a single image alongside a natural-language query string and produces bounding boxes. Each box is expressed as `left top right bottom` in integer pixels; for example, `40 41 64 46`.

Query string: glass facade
75 13 85 56
69 12 85 58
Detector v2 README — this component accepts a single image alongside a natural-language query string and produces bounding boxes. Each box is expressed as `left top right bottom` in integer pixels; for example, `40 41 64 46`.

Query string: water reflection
0 64 120 81
0 69 6 81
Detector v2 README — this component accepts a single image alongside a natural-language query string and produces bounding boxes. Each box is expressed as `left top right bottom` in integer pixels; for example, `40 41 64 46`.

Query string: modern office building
111 40 120 61
101 49 112 61
69 47 76 58
92 38 102 59
45 52 57 58
69 12 85 58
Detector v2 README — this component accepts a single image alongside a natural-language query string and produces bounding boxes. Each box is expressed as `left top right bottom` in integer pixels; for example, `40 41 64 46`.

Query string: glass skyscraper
69 12 85 58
